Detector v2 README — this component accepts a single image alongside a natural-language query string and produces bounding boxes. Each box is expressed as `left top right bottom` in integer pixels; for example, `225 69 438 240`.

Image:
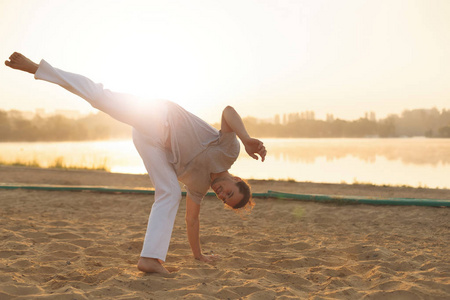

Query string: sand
0 166 449 299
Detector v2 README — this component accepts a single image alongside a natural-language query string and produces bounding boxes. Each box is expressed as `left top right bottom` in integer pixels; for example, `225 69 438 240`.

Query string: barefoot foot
137 257 170 274
4 52 39 74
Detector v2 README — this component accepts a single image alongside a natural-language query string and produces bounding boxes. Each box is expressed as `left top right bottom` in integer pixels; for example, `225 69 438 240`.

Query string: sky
1 0 449 123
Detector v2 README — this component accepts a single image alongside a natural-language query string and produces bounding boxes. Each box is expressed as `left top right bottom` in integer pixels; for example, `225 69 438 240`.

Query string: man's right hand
196 254 221 263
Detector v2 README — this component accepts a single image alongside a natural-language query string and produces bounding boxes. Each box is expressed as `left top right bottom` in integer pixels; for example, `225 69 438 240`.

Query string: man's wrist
239 134 251 144
31 62 39 74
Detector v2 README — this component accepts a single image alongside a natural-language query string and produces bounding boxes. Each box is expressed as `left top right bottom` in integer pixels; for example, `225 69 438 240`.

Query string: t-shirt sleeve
185 186 205 205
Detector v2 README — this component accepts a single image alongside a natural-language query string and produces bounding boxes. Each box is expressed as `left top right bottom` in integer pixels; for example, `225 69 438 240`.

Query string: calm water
1 138 449 189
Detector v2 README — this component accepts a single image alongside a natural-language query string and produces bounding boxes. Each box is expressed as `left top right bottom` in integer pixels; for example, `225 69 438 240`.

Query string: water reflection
0 139 449 188
261 138 450 166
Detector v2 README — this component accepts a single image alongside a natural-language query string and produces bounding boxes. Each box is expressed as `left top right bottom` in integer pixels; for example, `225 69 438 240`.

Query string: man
5 52 266 274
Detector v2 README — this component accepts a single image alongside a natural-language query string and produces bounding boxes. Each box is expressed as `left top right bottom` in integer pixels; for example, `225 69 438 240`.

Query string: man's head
211 175 253 209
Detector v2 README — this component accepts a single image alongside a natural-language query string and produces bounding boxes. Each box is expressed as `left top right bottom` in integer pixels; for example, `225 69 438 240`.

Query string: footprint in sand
38 250 79 262
49 232 82 240
44 242 81 252
273 257 328 269
67 239 93 248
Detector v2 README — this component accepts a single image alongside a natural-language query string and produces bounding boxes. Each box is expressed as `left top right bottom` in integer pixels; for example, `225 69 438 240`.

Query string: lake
1 138 449 189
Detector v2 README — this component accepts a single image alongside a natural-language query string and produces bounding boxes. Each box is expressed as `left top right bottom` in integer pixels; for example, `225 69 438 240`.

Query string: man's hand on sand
196 254 221 263
5 52 39 74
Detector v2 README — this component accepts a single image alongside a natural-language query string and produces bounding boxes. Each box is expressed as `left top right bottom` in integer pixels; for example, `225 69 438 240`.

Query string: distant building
274 114 280 125
364 111 376 121
300 111 315 120
326 113 334 122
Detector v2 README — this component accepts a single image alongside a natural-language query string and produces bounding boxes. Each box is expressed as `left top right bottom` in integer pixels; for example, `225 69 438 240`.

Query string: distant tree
378 115 397 137
438 126 450 138
0 110 11 140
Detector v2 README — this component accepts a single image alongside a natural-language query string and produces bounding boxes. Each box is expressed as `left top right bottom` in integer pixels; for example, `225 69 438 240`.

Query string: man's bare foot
4 52 39 74
137 257 170 274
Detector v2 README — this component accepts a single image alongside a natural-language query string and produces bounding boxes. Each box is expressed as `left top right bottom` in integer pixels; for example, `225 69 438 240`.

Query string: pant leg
133 129 181 262
34 59 167 134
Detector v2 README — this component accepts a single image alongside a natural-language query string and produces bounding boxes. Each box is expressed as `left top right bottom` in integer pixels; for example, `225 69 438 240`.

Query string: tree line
1 107 449 141
0 110 130 141
214 108 450 138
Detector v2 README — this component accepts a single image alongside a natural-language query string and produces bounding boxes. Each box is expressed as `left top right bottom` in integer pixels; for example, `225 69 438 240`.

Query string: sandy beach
0 166 449 299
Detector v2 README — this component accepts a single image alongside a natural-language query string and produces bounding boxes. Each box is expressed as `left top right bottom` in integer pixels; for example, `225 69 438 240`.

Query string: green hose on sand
1 184 448 207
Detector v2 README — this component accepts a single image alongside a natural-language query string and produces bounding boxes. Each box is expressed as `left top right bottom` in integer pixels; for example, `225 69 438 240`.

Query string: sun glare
94 29 223 117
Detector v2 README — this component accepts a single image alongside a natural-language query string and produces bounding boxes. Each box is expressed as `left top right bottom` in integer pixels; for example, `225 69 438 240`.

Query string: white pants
133 129 182 261
35 60 183 261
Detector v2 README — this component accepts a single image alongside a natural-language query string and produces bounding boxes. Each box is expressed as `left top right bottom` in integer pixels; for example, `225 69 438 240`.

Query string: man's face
211 177 243 208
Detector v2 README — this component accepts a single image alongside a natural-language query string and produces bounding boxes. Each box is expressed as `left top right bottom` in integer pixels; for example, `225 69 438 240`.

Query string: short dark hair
233 179 254 209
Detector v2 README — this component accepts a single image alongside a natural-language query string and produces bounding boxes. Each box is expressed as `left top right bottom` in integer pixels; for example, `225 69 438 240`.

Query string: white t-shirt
164 101 240 204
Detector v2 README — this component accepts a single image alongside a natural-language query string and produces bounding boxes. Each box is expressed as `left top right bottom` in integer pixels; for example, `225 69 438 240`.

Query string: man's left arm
221 106 267 162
